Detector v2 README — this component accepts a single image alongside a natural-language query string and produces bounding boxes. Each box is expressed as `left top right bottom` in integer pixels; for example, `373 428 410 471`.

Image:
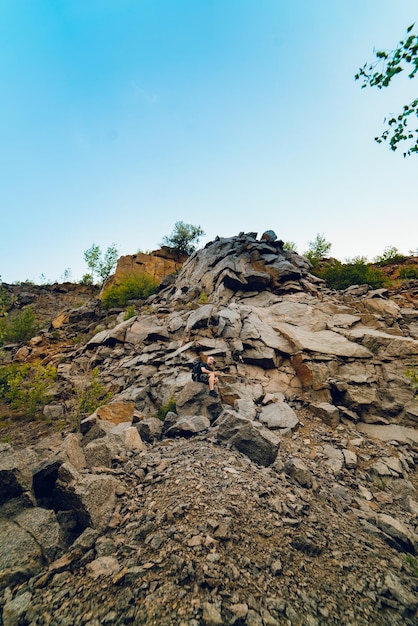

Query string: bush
0 307 39 345
399 266 418 280
374 246 406 266
73 366 113 420
101 273 159 309
0 362 57 418
123 305 137 321
406 366 418 395
156 397 176 421
318 259 387 290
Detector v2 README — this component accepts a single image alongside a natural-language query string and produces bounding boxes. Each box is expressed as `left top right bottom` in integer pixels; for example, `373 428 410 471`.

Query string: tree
83 243 119 285
161 221 205 255
355 24 418 156
304 233 332 264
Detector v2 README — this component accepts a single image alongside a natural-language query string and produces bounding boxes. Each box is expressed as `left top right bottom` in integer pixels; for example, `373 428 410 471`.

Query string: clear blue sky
1 0 417 283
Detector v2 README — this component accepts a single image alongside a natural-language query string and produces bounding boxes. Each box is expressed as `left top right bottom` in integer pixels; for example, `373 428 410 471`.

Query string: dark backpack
191 360 203 382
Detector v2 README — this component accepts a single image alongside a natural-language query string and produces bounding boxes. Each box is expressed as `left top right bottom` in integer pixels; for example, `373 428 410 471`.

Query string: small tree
374 245 406 265
161 222 205 255
83 243 119 285
304 233 332 264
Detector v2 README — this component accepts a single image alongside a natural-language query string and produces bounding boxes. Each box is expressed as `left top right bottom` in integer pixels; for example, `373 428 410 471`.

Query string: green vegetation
83 243 119 285
101 273 159 309
123 305 137 321
406 365 418 395
283 241 298 252
405 554 418 577
316 258 387 290
374 245 406 265
355 24 418 156
399 266 418 280
0 307 39 346
0 281 11 317
161 221 205 255
0 362 57 418
304 233 332 267
198 292 208 304
156 396 176 421
73 366 113 420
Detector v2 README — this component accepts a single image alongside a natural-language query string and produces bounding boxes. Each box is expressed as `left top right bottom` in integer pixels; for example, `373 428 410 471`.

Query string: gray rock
283 458 313 488
134 417 163 442
164 415 211 438
310 402 340 428
55 463 119 532
2 590 32 626
0 520 43 590
0 450 36 505
375 513 418 553
217 411 280 466
259 402 299 431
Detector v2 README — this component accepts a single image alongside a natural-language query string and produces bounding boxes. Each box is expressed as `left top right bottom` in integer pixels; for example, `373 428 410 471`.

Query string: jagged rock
0 520 44 590
322 445 344 475
216 410 280 466
32 433 86 500
133 417 164 442
14 507 64 561
0 449 37 505
2 589 32 626
54 463 120 532
375 513 418 553
164 415 211 438
283 458 313 488
381 571 418 611
342 449 357 469
175 382 223 422
309 402 340 428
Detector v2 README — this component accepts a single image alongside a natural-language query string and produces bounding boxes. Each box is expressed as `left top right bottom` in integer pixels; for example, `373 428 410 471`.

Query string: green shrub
101 273 159 309
318 259 386 290
0 361 57 418
73 366 113 419
406 366 418 395
374 246 406 266
0 307 40 345
0 284 11 316
156 397 176 421
124 305 137 321
399 266 418 280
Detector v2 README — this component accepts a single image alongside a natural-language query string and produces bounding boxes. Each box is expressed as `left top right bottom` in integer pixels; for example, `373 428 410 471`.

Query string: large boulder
216 410 280 466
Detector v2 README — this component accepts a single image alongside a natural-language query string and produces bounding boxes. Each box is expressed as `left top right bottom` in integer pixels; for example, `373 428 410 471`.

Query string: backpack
191 359 203 382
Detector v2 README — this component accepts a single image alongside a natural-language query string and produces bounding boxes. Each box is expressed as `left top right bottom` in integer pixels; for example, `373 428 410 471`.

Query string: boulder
54 463 120 532
164 415 211 438
259 402 299 431
310 402 340 428
216 410 280 466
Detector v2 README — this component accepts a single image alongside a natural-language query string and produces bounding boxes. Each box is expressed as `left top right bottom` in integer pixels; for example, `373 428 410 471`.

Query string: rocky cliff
1 232 417 625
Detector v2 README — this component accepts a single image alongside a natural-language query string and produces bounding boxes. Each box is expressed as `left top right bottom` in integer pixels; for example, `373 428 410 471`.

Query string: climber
192 356 219 397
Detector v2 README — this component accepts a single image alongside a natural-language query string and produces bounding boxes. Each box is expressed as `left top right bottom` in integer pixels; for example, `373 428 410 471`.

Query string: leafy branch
355 24 418 156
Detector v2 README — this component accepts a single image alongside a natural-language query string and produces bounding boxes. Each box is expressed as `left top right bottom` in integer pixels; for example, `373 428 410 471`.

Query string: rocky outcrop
1 232 418 624
103 246 188 292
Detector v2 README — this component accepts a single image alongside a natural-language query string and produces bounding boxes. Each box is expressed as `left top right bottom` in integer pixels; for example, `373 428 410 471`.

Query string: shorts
199 373 209 384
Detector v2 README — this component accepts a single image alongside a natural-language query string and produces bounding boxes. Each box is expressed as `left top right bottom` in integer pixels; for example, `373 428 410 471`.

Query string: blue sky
1 0 417 283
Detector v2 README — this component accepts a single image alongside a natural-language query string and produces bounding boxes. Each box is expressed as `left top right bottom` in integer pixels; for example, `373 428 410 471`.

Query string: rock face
103 246 188 291
1 232 418 625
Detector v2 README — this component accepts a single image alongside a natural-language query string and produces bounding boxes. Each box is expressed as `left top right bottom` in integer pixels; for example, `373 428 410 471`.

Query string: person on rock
195 356 219 397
